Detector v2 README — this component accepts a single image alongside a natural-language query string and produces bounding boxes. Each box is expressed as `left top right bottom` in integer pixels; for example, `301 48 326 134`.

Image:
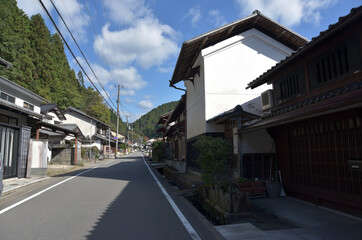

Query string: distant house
207 97 265 178
163 95 186 173
169 10 307 171
0 74 47 178
244 7 362 216
39 103 84 165
62 106 112 158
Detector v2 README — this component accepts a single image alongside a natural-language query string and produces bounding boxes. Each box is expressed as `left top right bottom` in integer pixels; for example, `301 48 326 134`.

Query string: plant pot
266 181 281 198
238 181 250 188
250 180 263 188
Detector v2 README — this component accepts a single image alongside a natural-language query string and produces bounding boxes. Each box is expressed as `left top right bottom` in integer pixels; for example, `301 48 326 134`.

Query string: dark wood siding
274 109 362 216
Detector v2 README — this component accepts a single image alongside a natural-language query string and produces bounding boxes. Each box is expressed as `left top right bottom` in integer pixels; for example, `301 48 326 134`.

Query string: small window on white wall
233 127 238 154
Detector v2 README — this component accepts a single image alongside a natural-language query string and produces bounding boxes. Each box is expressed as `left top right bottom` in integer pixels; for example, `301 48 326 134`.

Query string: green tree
194 136 233 186
0 0 35 87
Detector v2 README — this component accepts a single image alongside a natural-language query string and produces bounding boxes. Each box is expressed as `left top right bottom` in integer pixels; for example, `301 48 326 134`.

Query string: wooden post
74 137 78 165
36 128 40 140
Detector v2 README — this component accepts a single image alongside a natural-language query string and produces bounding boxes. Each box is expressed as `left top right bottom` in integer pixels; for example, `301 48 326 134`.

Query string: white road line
143 156 201 240
0 166 99 215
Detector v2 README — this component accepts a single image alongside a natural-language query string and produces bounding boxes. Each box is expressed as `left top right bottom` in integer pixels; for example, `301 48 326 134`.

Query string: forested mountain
133 101 178 139
0 0 127 132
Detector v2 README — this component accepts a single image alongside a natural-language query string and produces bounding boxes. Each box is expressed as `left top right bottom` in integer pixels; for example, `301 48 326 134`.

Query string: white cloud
53 0 90 42
17 0 53 17
138 100 153 109
98 0 179 69
94 20 178 69
120 89 135 96
186 7 202 27
103 0 151 25
74 57 146 94
208 10 227 27
125 97 135 103
17 0 90 41
236 0 336 26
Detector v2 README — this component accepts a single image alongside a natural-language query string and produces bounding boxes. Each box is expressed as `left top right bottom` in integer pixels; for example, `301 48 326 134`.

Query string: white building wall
185 56 207 139
241 128 274 154
202 29 293 133
63 112 96 138
82 141 102 150
0 83 42 114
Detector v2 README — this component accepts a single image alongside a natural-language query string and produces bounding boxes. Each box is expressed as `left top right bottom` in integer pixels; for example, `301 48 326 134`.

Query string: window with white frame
23 101 34 111
0 91 15 103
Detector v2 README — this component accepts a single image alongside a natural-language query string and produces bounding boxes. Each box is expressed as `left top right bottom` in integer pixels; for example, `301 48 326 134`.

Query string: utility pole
108 127 110 158
116 84 120 155
126 115 129 153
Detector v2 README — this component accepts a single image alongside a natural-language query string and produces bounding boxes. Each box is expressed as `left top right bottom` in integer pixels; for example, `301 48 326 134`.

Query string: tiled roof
0 98 42 118
247 6 362 89
170 10 307 85
41 103 66 120
264 81 362 120
63 106 110 127
0 75 49 103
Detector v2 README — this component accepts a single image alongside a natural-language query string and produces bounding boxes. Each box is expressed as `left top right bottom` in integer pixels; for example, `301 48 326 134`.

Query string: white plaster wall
241 128 274 154
202 29 293 133
30 139 48 168
185 57 207 139
82 141 102 150
63 112 95 138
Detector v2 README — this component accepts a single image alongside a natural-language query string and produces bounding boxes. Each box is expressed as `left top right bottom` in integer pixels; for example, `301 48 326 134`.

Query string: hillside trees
133 101 178 138
0 0 36 87
0 1 116 126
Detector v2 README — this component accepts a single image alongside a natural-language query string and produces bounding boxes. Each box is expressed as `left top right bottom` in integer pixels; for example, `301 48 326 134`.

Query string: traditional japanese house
0 74 47 178
207 97 264 179
163 95 186 173
169 10 307 172
245 7 362 216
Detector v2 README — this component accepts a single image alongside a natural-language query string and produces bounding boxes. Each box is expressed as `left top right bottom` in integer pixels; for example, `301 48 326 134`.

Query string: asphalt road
0 153 223 240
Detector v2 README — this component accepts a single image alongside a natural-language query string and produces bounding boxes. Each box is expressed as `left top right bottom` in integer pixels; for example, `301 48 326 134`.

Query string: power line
50 0 116 109
38 0 115 111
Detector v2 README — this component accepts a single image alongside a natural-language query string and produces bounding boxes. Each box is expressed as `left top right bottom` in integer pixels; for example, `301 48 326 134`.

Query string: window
0 92 15 103
23 102 34 111
308 34 362 90
0 114 18 125
274 67 305 103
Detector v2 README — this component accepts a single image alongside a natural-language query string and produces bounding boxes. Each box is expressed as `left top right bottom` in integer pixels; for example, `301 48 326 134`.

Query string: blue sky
17 0 361 122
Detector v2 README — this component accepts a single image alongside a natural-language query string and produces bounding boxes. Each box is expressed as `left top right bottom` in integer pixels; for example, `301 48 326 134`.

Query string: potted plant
238 177 252 193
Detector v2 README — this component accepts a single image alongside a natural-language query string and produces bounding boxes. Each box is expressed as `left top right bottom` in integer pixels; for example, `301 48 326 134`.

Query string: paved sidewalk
215 197 362 240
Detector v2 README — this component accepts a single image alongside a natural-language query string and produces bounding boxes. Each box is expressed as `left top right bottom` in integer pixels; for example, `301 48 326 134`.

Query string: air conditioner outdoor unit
261 89 275 111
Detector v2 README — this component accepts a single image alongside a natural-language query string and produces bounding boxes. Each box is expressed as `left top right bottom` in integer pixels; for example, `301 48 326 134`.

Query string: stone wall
51 148 81 165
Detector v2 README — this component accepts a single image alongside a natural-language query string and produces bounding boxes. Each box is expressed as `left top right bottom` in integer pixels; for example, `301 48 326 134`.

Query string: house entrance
287 110 362 213
0 124 19 178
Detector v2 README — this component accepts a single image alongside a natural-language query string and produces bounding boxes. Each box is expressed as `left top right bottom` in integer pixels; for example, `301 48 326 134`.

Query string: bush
91 146 100 159
152 140 164 161
81 147 87 159
194 136 233 186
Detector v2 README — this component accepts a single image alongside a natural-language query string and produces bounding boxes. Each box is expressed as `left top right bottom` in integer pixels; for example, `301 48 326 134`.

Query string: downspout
169 80 186 92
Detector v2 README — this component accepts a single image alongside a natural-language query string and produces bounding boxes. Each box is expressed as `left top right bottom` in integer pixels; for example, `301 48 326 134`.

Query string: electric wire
50 0 116 109
38 0 115 112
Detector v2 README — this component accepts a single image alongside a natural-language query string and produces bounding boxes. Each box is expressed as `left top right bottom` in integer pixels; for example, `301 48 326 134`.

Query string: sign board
348 160 362 172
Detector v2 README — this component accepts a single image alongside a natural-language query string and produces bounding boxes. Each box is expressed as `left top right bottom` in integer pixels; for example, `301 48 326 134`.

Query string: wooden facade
245 7 362 216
